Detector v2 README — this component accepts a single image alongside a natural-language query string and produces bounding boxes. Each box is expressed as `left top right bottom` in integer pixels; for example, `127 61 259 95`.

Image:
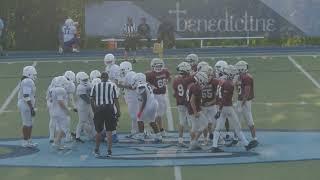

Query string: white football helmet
104 53 115 66
76 72 89 85
120 61 133 77
150 58 164 72
91 78 102 86
55 76 69 89
235 60 248 73
194 71 209 87
176 62 192 75
64 71 76 82
90 70 101 81
133 73 146 88
214 60 228 78
22 66 37 80
197 61 209 72
185 54 199 66
223 65 238 80
65 18 74 26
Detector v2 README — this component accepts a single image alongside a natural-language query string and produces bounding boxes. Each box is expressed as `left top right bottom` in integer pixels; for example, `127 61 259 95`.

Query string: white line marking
174 166 182 180
0 61 37 114
288 56 320 89
165 89 174 131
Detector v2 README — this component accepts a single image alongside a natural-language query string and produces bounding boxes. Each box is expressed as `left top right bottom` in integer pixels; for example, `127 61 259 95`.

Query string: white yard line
288 56 320 89
165 86 181 180
174 166 182 180
165 90 174 131
0 61 37 114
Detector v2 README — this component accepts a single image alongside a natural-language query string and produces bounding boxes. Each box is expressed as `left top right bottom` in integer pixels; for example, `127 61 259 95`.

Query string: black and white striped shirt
123 23 137 37
90 81 118 106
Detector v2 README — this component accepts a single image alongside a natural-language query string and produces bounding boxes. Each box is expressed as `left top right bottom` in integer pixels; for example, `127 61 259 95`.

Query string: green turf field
1 54 320 180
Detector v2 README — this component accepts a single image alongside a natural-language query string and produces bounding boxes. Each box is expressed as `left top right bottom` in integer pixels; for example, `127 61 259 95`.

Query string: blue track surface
0 130 319 168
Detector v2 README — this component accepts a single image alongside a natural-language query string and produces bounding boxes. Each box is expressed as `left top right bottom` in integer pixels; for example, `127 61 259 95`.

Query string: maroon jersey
172 75 195 106
201 78 220 106
216 79 234 106
186 82 202 115
172 75 185 106
238 73 254 101
146 69 170 94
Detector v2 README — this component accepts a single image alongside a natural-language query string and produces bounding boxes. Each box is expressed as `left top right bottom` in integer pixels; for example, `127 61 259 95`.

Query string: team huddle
17 53 258 155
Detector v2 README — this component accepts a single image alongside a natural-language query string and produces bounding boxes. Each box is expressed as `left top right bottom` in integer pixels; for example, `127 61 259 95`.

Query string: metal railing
101 36 265 48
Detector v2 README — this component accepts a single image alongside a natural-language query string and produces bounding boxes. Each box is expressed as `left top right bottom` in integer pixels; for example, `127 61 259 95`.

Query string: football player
63 71 77 141
104 53 121 142
185 53 199 73
18 66 38 147
173 62 194 147
119 61 139 135
133 73 162 142
235 60 258 144
198 64 220 145
75 72 96 142
186 72 209 150
50 76 70 150
145 58 171 136
47 77 59 143
210 65 257 152
60 18 79 53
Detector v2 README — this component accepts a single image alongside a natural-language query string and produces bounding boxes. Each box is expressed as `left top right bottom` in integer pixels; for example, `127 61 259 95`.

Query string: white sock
178 137 183 144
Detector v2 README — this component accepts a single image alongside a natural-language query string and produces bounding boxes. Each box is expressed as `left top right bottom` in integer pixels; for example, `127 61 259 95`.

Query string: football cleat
93 149 100 158
76 138 85 143
106 150 112 157
245 140 259 151
225 139 239 147
209 147 224 153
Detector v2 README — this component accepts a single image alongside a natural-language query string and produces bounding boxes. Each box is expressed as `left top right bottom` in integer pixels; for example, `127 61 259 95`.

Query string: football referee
90 72 120 157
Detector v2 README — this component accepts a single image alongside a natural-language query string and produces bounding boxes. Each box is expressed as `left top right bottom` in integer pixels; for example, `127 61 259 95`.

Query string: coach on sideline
90 72 120 157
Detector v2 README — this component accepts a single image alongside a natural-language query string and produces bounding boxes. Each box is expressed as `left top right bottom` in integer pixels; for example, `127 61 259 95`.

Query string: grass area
0 147 11 155
0 54 320 179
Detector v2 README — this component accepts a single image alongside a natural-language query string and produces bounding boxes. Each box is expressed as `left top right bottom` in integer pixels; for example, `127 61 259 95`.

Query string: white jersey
51 87 68 116
105 64 120 83
76 83 92 109
123 71 137 102
62 25 76 42
136 83 156 108
18 78 36 106
65 81 76 96
46 79 56 101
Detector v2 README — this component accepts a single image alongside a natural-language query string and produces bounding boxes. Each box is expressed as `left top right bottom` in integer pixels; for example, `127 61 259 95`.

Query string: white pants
18 101 33 127
187 112 208 133
76 107 95 139
236 100 254 126
212 106 249 147
52 114 70 134
126 99 139 132
202 105 217 125
177 105 191 127
155 94 167 117
138 100 158 123
47 100 56 140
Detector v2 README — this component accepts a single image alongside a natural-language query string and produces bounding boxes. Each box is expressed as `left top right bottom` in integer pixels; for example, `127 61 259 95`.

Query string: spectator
123 17 138 62
157 16 176 49
0 17 5 56
137 17 152 48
